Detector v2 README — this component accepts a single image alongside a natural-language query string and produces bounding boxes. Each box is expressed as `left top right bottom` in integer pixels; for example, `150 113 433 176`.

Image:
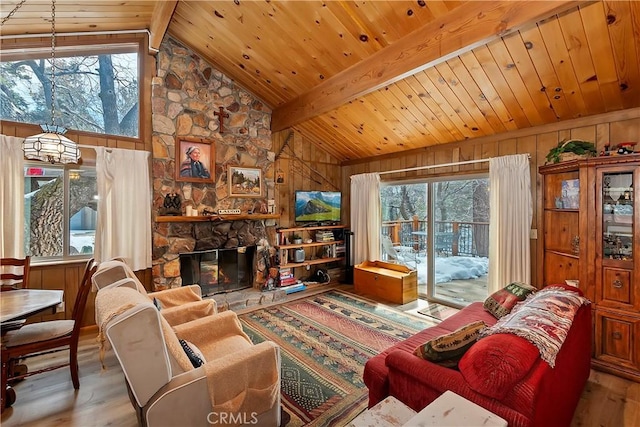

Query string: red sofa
363 284 591 427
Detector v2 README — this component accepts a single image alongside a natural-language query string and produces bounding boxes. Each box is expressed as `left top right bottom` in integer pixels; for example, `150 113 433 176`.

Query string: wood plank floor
2 287 639 426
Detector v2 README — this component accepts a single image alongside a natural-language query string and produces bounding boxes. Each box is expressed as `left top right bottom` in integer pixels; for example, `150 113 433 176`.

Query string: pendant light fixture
22 0 80 164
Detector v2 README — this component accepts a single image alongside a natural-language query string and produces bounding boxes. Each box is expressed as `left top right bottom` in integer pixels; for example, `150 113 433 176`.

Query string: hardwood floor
2 288 639 426
1 329 137 427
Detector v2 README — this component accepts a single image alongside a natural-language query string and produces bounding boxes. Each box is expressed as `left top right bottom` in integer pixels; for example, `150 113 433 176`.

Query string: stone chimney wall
151 36 275 290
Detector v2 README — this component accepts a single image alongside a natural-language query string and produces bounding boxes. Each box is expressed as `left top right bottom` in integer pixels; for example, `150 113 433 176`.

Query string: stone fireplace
150 37 277 292
153 218 275 291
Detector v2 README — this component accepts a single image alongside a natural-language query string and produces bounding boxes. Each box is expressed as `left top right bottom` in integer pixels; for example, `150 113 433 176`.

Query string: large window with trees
381 175 489 306
1 43 139 138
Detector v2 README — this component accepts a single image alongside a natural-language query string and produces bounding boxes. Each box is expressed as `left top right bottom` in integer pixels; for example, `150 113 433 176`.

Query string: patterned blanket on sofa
480 287 590 367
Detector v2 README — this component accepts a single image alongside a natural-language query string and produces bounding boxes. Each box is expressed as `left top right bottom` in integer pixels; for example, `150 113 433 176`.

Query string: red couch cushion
458 333 540 400
436 302 498 332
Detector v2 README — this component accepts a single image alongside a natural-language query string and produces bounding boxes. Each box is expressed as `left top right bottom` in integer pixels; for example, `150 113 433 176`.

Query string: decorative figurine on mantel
161 191 182 216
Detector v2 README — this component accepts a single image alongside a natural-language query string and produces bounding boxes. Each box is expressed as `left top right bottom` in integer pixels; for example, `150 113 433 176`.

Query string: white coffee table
403 391 507 426
348 396 417 427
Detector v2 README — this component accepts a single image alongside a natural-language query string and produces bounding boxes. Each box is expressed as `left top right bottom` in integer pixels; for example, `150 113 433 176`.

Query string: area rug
239 289 438 426
417 301 460 321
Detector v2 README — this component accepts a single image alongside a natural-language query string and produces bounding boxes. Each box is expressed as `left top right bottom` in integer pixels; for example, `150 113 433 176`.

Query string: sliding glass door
381 175 489 307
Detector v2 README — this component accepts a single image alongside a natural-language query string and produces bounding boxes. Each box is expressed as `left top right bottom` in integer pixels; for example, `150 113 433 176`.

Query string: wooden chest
354 260 417 304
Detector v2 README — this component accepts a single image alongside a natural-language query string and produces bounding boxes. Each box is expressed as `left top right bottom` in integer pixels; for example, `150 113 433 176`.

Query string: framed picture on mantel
175 137 215 184
228 166 262 197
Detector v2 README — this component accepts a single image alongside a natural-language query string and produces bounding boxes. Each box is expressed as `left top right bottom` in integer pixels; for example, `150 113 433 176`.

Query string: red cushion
437 302 498 332
458 333 539 400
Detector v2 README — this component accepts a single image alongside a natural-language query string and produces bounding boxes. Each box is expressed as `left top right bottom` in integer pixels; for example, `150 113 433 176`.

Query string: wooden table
1 289 64 412
1 289 63 323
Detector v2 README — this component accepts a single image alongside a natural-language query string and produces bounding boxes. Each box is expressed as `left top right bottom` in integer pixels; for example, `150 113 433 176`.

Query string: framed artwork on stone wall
228 166 262 197
175 137 215 183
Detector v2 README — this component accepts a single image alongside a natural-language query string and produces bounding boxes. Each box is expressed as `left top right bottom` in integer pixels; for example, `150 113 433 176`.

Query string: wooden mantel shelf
156 214 279 223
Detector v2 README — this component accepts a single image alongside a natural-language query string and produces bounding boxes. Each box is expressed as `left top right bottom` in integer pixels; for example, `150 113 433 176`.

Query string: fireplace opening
179 246 256 296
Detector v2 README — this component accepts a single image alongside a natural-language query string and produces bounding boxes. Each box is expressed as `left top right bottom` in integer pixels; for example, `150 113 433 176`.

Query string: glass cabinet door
602 171 634 261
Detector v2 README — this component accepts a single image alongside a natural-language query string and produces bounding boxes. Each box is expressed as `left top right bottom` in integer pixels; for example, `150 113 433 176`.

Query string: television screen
295 191 341 223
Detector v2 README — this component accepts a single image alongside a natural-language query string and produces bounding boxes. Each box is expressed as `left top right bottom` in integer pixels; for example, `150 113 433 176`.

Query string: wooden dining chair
2 258 97 389
1 256 31 291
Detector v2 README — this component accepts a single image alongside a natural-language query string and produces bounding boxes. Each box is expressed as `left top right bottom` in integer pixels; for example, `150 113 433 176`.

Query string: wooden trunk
354 260 417 304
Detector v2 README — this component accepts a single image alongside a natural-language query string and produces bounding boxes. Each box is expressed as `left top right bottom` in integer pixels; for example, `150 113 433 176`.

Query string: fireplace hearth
179 246 256 296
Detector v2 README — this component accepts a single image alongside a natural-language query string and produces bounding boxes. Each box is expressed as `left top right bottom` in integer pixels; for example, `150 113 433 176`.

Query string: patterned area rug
417 301 460 321
239 289 439 426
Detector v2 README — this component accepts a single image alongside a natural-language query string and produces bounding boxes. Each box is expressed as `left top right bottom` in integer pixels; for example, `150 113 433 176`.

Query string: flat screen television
295 190 341 223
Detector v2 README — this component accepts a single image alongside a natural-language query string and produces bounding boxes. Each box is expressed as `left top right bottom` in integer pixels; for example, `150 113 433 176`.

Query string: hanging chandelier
22 0 80 164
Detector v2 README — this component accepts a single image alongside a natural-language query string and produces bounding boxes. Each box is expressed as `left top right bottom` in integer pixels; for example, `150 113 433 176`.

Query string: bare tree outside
381 178 489 257
24 168 97 257
1 51 138 137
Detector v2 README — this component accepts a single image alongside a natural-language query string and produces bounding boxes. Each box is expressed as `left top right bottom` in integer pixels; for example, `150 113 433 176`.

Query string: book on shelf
279 277 298 286
315 231 335 242
280 282 307 294
279 267 292 277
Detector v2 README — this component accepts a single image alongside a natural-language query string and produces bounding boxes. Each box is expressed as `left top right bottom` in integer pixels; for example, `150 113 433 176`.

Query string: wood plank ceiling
2 1 639 163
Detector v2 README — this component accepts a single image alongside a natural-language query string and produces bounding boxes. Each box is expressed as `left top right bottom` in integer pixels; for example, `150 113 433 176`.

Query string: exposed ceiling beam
149 0 179 53
272 1 585 132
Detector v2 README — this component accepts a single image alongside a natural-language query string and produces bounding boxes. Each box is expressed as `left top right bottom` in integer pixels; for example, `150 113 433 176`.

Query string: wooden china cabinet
540 154 640 382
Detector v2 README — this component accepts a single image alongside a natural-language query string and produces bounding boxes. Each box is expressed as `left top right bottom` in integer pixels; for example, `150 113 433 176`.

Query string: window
24 163 97 259
1 43 139 138
381 175 489 306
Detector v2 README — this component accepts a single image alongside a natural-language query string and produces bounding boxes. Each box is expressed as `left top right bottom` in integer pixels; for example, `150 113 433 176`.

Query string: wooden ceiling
2 1 639 163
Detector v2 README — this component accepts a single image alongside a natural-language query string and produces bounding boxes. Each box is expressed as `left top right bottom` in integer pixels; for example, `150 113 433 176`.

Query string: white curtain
0 135 25 258
488 154 532 293
350 173 381 265
95 147 152 271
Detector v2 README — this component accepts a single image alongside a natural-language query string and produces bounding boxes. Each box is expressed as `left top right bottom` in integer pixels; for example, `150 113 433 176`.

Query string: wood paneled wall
271 129 343 227
341 108 640 286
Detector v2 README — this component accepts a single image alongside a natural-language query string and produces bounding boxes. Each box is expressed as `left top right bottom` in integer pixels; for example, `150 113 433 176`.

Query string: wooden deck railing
382 217 489 257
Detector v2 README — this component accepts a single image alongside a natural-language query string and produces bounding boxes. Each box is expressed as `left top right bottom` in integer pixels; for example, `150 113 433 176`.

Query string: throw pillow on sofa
179 339 206 368
414 320 486 368
484 282 537 319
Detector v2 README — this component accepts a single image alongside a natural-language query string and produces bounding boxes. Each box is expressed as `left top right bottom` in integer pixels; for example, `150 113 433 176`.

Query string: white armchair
96 286 281 427
92 260 216 325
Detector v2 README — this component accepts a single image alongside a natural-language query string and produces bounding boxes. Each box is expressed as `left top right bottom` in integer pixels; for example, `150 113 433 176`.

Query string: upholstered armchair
96 287 281 427
92 260 216 325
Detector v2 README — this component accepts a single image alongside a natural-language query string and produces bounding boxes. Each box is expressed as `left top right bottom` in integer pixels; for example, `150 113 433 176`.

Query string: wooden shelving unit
280 257 346 269
275 225 348 280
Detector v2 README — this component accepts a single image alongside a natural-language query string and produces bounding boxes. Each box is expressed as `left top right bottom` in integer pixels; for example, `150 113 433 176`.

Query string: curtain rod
78 144 111 153
0 29 149 41
378 154 531 176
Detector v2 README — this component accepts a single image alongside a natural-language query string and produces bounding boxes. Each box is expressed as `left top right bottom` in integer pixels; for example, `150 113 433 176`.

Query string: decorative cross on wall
214 106 230 133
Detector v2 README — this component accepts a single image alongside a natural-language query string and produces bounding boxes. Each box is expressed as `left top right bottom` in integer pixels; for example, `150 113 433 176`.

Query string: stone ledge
206 288 287 312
